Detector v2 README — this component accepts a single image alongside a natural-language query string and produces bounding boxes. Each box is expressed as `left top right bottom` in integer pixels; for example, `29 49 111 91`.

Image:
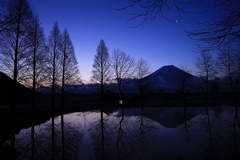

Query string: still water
4 106 240 160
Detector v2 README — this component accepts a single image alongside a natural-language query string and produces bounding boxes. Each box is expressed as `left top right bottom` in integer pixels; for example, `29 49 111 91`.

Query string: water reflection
4 114 83 160
225 106 240 159
88 109 115 159
178 106 194 143
3 106 240 160
115 107 136 159
199 106 220 159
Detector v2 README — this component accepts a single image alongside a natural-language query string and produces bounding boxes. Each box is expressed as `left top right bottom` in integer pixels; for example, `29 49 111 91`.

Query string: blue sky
29 0 205 82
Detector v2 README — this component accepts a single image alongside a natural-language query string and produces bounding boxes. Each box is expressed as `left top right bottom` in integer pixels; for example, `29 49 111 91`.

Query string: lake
3 106 240 160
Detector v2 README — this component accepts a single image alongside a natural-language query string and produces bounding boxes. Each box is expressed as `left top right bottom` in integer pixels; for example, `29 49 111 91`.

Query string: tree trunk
61 59 65 110
11 12 21 114
51 49 56 110
32 47 36 111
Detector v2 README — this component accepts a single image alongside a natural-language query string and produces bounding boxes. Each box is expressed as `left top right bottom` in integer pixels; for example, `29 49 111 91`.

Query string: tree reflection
5 114 83 160
200 106 240 159
200 106 220 159
88 107 158 160
89 110 115 160
178 106 194 143
115 107 137 159
225 106 240 159
31 126 35 160
136 107 157 153
113 107 157 159
60 114 83 160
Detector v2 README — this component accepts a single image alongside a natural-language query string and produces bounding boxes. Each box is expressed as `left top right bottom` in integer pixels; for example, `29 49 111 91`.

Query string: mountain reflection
115 107 137 159
178 106 194 143
136 107 157 154
3 106 240 160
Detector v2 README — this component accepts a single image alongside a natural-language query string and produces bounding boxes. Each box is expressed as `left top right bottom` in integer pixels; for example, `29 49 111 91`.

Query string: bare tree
196 52 217 104
112 0 196 27
26 14 47 110
114 0 239 52
136 58 151 104
0 0 33 113
60 28 81 109
217 46 240 105
0 0 15 33
47 21 62 109
176 66 193 106
111 49 135 102
91 39 110 106
186 1 240 51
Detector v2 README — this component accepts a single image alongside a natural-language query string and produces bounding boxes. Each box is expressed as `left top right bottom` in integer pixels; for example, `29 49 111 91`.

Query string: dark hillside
0 72 31 105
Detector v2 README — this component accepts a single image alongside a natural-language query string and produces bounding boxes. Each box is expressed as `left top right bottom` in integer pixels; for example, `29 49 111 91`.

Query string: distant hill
0 72 31 105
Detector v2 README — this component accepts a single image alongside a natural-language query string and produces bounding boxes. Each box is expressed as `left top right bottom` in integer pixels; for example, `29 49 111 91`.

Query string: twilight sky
29 0 209 82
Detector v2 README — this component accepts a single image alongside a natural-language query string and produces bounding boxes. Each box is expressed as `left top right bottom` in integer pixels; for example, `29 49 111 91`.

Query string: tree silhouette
0 0 33 113
27 14 47 110
195 52 217 105
112 0 196 27
47 21 62 109
60 28 81 109
135 58 151 104
186 1 240 51
0 0 10 32
176 66 192 106
114 0 239 54
111 49 135 102
91 39 110 106
217 46 240 106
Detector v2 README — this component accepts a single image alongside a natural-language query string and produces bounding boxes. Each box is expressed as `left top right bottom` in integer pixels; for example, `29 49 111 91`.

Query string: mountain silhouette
143 65 201 92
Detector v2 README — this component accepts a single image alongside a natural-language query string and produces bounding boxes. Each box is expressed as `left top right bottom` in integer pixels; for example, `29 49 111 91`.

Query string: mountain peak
146 65 185 79
143 65 198 87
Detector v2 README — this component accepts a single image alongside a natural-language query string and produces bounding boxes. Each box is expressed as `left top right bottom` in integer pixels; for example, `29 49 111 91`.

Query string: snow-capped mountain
143 65 202 92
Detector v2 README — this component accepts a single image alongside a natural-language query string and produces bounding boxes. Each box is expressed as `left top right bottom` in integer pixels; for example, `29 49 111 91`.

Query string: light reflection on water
4 106 240 160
